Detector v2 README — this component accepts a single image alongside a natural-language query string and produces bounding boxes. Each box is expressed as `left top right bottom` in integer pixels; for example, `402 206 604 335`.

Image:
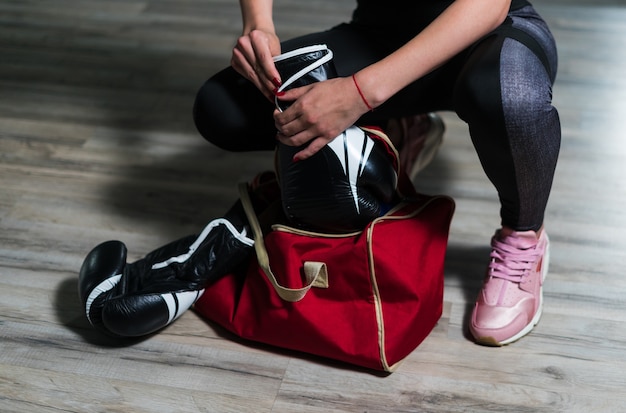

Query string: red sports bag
194 174 454 372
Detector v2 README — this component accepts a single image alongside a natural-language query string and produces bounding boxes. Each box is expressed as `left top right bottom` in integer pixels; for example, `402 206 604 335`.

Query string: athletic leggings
193 4 561 232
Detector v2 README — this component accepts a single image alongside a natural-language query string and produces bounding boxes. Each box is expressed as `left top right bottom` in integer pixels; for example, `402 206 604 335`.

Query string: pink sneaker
470 229 550 346
386 113 445 180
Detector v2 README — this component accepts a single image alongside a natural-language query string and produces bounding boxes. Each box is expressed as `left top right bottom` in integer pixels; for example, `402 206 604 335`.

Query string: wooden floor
2 0 626 411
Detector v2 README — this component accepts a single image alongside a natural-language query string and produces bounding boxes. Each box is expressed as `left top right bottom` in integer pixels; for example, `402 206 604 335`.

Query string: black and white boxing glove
78 201 254 337
277 125 398 232
273 45 399 232
273 44 336 111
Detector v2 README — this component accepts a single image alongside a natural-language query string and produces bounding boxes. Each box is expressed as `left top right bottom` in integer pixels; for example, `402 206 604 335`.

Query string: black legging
193 4 560 232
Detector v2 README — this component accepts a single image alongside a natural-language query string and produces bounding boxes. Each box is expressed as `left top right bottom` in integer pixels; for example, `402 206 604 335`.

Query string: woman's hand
274 77 371 161
231 29 282 101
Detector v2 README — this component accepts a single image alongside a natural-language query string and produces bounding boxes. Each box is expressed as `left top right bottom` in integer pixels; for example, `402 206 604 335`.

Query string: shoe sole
474 234 551 347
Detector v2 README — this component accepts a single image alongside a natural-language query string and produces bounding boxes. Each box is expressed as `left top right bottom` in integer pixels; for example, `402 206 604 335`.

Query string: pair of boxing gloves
78 44 399 337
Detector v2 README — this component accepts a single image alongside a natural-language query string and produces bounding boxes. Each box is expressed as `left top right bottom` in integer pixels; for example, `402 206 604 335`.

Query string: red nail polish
292 155 300 163
272 77 282 88
273 87 286 97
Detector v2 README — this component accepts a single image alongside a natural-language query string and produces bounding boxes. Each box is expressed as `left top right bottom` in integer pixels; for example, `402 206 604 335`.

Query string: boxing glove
78 201 254 337
277 126 398 232
273 44 336 111
273 45 399 232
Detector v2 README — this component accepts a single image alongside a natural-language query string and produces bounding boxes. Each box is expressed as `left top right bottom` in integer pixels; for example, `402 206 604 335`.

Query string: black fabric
351 0 532 28
493 18 550 74
351 0 452 30
511 0 531 10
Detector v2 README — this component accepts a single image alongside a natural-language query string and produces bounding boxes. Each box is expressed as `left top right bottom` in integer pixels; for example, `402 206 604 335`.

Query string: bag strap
238 182 329 303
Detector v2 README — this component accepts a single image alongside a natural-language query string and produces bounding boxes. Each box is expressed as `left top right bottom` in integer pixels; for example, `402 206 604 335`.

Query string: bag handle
238 182 329 302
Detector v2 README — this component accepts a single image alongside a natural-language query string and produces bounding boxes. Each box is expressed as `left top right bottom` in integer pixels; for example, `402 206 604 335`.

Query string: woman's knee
192 69 276 152
193 76 240 150
454 36 554 126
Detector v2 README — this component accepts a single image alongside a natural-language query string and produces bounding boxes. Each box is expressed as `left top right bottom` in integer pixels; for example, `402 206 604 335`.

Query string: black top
352 0 532 28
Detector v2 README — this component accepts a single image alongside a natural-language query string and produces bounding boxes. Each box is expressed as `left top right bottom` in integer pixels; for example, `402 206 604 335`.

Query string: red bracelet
352 74 374 112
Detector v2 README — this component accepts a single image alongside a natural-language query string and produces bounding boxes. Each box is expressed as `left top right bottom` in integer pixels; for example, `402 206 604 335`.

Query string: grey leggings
193 5 561 232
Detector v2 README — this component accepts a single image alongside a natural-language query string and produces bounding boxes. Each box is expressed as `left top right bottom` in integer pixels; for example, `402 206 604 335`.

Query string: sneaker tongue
498 230 538 249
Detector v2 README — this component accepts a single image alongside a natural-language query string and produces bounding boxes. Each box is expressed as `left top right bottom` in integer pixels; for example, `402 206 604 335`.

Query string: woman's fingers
231 30 282 100
249 30 282 89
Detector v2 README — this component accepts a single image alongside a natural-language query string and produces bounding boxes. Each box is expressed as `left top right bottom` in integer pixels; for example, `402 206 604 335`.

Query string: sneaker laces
488 237 541 284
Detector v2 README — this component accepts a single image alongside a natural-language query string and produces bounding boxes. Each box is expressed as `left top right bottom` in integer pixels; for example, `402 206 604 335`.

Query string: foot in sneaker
470 228 550 346
386 113 445 180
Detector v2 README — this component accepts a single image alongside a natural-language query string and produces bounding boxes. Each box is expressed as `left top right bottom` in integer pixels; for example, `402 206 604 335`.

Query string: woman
193 0 561 346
